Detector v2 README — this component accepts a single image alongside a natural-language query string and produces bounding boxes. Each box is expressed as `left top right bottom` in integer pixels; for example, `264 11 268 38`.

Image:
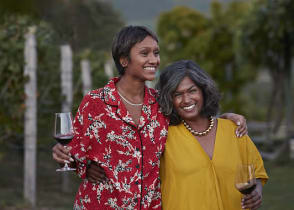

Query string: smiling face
172 76 204 122
120 35 160 81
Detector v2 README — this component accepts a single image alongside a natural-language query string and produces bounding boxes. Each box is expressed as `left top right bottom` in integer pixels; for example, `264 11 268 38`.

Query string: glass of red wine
53 112 76 172
235 164 256 205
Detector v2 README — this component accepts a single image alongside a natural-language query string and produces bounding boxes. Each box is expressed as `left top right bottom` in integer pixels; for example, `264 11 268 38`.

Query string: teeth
183 104 195 110
144 67 156 71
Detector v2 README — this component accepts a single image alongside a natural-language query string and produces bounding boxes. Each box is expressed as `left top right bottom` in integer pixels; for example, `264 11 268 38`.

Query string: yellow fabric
160 118 268 210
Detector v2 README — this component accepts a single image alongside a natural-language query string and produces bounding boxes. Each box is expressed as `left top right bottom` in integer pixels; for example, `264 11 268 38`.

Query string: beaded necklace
182 116 214 136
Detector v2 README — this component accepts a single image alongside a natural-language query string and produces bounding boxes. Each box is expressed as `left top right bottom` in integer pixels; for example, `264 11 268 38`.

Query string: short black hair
156 60 221 125
112 25 159 75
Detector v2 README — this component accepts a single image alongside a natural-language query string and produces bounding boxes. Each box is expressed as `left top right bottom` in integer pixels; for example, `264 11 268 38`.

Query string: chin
145 75 156 81
181 113 199 121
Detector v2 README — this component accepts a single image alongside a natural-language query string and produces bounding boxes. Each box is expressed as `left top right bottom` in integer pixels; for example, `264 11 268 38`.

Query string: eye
190 88 197 93
154 50 160 56
140 51 148 56
173 92 181 97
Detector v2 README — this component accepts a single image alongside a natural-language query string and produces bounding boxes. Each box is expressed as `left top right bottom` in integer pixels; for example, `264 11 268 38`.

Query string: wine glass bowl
235 164 256 195
53 112 76 172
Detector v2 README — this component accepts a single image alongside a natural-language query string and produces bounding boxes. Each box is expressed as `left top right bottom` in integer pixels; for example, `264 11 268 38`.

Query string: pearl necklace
117 90 143 106
182 116 214 136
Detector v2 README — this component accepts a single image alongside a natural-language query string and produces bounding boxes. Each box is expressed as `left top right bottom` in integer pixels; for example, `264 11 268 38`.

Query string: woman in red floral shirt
52 26 247 210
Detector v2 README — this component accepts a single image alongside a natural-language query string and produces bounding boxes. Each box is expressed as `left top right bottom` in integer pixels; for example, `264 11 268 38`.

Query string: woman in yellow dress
156 60 268 210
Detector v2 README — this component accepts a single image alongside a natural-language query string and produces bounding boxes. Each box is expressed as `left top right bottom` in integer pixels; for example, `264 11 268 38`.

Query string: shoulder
78 88 105 111
82 88 104 102
167 123 185 135
217 118 241 140
217 118 237 130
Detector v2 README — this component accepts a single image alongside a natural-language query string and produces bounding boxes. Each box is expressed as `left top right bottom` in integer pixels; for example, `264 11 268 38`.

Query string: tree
0 15 59 144
239 0 294 136
157 6 208 67
0 0 124 144
38 0 123 109
157 2 254 113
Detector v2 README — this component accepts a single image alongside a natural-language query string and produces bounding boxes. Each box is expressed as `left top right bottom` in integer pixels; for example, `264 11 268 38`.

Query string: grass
0 146 79 210
1 145 294 209
260 161 294 210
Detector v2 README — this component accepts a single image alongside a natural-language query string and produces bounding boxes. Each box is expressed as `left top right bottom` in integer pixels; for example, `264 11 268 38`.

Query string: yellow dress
160 118 268 210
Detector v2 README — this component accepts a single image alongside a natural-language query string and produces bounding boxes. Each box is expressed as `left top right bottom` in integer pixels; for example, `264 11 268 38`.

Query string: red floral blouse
69 77 169 210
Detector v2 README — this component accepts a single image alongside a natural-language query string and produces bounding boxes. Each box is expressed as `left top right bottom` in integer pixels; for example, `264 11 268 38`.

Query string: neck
116 76 145 101
185 116 209 130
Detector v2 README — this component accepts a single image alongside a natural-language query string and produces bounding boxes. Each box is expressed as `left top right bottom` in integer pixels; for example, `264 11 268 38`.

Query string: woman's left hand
241 180 263 210
220 113 247 137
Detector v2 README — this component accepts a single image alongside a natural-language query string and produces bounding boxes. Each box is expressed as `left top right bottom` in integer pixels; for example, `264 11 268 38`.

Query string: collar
102 77 157 129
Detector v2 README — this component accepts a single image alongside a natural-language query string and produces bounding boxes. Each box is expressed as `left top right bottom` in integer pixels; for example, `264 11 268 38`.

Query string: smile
183 104 195 111
143 66 156 71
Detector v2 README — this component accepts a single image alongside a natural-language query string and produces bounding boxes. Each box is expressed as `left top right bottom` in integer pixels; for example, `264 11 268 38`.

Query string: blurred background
0 0 294 209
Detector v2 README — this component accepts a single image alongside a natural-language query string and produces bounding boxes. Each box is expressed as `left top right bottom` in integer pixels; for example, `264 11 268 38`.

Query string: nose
182 93 191 104
149 54 160 65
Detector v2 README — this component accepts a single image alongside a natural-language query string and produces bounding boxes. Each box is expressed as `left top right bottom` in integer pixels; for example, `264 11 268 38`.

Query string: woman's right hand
52 143 74 165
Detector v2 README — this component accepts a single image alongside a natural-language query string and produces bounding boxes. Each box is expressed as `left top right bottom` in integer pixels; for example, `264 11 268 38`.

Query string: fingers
222 113 248 138
242 190 262 209
86 162 107 183
52 143 73 164
236 123 248 138
235 117 248 138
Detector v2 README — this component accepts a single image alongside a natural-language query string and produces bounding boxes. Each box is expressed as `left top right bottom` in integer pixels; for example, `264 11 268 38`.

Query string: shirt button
136 164 140 169
136 148 140 151
134 198 138 203
135 181 139 185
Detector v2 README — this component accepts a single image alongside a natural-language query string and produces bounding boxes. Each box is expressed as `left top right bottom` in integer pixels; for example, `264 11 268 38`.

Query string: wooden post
61 45 73 113
81 59 92 95
288 58 294 159
104 58 113 79
60 44 73 192
24 26 37 207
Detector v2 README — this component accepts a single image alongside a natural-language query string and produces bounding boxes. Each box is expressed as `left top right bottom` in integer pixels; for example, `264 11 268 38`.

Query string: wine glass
235 164 256 209
53 112 76 172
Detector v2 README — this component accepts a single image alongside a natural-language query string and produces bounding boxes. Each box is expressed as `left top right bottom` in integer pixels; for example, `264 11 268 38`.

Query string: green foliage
0 15 31 143
0 14 60 144
0 0 38 16
0 1 124 145
157 2 255 114
239 0 294 68
37 0 124 118
157 6 208 67
39 0 124 53
239 0 294 127
72 51 110 114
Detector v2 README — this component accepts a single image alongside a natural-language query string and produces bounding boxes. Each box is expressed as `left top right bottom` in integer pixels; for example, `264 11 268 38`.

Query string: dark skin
52 113 247 178
172 76 262 209
52 36 251 208
242 179 263 209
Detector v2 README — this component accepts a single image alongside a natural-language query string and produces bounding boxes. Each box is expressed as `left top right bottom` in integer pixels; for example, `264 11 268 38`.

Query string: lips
182 104 196 111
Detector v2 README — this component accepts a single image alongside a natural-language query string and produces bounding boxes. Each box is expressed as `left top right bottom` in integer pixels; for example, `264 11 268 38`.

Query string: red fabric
69 77 169 210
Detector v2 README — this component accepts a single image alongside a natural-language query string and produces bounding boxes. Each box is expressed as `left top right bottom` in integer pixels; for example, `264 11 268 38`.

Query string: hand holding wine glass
235 164 263 210
235 164 256 195
53 112 76 172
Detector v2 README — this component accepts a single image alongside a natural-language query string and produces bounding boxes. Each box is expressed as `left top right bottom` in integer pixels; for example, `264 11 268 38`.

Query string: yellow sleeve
238 135 269 185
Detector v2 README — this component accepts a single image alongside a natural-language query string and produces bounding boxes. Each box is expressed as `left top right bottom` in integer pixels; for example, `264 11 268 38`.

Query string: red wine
236 182 256 195
54 134 73 145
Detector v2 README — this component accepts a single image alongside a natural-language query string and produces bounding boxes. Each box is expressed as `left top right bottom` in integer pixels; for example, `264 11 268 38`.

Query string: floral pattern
69 78 169 209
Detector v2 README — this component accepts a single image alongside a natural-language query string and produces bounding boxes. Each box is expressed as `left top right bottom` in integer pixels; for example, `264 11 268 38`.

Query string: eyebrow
174 85 197 93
